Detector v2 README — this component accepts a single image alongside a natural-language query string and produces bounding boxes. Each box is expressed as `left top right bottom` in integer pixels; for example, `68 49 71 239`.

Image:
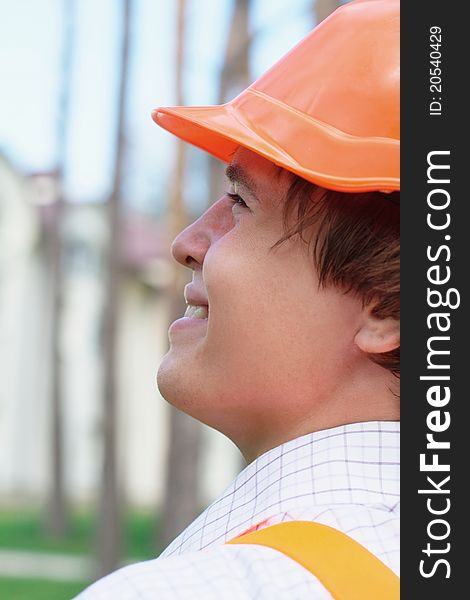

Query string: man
77 0 399 597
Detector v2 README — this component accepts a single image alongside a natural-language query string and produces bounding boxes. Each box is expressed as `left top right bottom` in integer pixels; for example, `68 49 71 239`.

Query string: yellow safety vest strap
227 521 399 600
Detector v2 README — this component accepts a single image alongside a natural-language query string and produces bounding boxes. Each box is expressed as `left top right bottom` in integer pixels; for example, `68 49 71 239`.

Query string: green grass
0 507 162 560
0 576 88 600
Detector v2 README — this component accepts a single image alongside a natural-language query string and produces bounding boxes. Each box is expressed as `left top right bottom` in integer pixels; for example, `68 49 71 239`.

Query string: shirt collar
161 420 400 556
230 421 400 511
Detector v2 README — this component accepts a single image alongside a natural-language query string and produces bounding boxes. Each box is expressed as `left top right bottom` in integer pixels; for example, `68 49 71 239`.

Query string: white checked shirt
75 421 400 599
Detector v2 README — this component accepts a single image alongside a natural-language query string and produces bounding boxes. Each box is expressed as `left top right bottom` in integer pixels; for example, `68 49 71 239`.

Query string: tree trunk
209 0 251 205
96 0 131 578
159 0 253 551
45 0 75 539
159 0 204 550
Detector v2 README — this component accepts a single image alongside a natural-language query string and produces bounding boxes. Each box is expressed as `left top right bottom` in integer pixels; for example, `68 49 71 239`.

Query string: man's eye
227 192 248 209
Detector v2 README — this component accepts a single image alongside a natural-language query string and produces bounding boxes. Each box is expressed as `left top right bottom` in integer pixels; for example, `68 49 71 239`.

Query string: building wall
0 160 240 509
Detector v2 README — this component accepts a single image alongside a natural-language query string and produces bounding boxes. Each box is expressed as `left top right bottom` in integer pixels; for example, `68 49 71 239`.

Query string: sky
0 0 315 211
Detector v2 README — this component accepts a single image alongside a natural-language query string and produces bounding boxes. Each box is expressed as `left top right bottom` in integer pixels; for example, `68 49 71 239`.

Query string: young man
77 0 399 597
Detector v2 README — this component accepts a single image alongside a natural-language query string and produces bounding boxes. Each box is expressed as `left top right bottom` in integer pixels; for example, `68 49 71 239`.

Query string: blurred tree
314 0 340 23
96 0 132 577
159 0 203 551
210 0 253 477
160 0 253 551
45 0 75 539
209 0 252 203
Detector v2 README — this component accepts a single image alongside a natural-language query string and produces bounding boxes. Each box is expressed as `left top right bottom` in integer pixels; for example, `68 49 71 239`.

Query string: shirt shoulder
74 543 333 600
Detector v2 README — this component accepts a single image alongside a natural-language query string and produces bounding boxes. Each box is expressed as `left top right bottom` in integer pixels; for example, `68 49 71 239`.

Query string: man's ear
354 307 400 355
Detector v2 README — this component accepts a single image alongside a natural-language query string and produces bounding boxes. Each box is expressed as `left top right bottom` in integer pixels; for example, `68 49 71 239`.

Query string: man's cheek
203 243 255 302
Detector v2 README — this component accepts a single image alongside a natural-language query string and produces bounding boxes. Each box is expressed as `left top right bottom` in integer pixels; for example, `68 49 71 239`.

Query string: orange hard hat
152 0 399 193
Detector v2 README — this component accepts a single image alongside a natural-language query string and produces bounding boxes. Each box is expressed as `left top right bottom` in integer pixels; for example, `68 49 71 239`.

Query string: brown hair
274 177 400 377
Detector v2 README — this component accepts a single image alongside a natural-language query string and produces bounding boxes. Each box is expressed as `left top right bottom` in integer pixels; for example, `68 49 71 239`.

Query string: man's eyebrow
225 163 258 195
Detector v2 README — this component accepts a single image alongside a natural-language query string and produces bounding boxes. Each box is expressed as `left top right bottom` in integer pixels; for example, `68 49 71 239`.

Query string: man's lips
168 304 208 336
184 284 209 319
184 283 209 308
167 283 209 336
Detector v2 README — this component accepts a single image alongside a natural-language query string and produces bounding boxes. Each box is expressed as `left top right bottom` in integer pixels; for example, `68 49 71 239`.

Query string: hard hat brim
152 89 399 193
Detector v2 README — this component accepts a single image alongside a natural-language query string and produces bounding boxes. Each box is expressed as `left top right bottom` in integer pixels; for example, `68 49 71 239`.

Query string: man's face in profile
157 148 368 459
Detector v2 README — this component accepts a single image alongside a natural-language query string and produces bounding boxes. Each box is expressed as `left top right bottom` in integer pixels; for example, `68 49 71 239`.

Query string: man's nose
171 197 233 269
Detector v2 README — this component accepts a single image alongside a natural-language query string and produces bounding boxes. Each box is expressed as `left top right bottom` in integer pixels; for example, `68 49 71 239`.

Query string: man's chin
156 352 175 402
156 349 196 411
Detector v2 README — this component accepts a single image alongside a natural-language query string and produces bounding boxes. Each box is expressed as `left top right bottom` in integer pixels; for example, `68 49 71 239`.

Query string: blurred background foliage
0 0 345 597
